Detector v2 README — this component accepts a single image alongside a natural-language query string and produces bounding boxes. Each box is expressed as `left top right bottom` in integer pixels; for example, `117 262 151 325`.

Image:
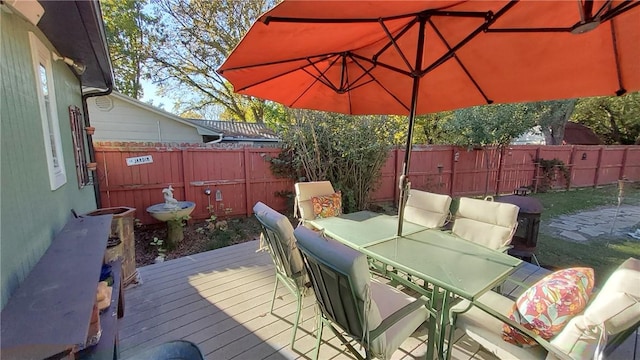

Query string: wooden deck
118 240 639 360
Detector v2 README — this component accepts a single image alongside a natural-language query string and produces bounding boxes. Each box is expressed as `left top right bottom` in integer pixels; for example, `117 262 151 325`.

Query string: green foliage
532 99 577 145
149 236 167 258
147 0 275 120
446 103 535 147
571 92 640 145
531 184 640 284
536 158 571 192
274 111 399 212
102 0 155 99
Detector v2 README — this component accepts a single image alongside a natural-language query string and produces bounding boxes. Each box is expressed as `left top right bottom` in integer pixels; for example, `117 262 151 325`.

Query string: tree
147 0 275 121
448 103 535 147
534 99 577 145
571 92 640 145
102 0 154 99
274 111 400 212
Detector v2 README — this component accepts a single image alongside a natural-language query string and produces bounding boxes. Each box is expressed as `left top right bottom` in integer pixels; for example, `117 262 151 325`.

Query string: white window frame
29 32 66 190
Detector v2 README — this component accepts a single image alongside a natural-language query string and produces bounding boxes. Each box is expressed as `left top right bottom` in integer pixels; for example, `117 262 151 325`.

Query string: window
29 32 66 190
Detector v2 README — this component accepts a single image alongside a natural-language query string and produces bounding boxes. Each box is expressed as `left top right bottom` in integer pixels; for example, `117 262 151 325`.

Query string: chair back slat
258 222 295 278
253 202 306 287
303 253 364 338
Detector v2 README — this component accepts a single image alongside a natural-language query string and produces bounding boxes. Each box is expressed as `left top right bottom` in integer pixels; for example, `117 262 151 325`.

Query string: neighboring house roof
36 1 113 93
186 119 280 142
108 92 222 137
563 122 603 145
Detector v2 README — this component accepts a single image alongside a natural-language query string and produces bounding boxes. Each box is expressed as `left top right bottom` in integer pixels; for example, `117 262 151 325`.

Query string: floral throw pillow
311 191 342 218
502 267 595 347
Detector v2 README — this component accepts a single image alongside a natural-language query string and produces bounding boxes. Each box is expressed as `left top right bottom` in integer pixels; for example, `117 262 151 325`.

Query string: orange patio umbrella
218 0 640 235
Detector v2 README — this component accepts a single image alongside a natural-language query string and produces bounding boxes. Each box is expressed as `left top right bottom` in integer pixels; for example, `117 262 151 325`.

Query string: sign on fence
126 155 153 166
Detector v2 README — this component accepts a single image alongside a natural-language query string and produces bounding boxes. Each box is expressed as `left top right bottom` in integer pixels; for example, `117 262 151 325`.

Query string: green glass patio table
308 211 522 360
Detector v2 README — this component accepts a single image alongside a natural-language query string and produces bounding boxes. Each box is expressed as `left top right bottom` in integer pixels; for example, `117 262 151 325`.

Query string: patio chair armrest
369 297 429 341
471 300 575 360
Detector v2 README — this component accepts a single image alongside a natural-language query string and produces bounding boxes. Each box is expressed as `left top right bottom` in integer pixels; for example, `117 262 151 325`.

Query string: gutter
79 0 114 209
82 88 112 209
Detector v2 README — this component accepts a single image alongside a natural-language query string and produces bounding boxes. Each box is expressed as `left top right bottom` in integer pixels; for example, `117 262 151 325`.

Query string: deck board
119 240 638 360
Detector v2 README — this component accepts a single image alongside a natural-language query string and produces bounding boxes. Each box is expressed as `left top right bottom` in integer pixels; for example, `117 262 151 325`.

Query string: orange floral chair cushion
502 267 595 347
311 191 342 218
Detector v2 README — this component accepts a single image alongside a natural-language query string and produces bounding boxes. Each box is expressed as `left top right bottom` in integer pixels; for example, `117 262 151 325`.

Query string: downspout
82 87 112 209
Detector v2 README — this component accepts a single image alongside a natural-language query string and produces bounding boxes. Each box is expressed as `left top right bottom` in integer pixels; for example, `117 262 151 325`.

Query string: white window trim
29 32 66 190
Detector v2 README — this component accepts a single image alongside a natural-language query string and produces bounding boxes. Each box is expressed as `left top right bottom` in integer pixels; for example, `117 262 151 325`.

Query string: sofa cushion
311 191 342 218
503 267 595 346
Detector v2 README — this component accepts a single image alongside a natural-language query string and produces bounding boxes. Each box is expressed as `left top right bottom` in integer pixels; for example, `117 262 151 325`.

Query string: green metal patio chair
253 202 307 349
451 257 640 360
293 226 430 360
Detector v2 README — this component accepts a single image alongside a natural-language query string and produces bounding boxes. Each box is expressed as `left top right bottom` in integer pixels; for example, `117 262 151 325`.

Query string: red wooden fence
94 142 640 224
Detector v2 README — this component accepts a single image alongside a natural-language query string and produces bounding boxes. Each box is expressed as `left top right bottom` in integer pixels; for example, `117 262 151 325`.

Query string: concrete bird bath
146 185 195 248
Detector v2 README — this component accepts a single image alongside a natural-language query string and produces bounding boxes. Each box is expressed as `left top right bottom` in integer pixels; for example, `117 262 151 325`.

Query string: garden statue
163 185 179 209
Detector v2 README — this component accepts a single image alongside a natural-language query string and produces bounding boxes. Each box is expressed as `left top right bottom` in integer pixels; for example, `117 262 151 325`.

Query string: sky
140 79 173 112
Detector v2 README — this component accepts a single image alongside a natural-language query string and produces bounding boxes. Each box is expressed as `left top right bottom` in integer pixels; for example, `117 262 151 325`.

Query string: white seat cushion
452 197 519 249
583 257 640 334
369 279 429 360
404 190 452 228
453 291 547 360
294 181 335 221
549 257 640 359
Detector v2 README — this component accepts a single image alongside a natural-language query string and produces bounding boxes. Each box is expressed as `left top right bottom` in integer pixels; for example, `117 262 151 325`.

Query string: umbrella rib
378 19 416 73
420 0 519 77
601 1 640 22
373 17 418 60
427 19 493 105
219 52 336 73
485 27 572 33
350 55 410 111
609 18 627 96
351 53 413 77
302 67 335 91
308 55 343 92
593 0 613 19
343 54 378 91
231 54 339 92
262 10 488 25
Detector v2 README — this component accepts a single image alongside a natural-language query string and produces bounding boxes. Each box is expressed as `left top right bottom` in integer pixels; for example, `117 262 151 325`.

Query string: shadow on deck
118 241 638 360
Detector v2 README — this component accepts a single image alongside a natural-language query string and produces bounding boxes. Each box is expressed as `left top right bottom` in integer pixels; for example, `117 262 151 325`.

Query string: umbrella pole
396 91 418 237
397 19 426 237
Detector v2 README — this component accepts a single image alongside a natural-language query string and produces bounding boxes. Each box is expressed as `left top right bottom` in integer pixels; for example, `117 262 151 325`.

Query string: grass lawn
531 182 640 285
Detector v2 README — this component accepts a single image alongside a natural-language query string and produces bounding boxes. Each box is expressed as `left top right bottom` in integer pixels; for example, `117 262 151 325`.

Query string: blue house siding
0 10 97 308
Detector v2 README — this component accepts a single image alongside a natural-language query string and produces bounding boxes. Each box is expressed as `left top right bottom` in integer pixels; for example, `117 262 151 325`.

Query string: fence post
182 149 193 215
567 145 576 190
593 146 604 187
450 147 457 197
619 147 629 180
243 147 252 217
394 148 401 205
533 147 541 193
495 146 505 195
